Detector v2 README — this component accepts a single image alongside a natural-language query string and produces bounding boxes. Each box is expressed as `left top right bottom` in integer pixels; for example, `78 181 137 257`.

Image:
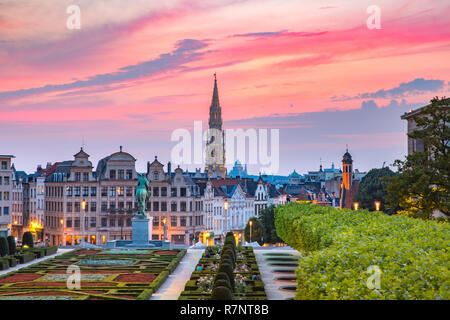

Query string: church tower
205 74 227 178
342 147 353 191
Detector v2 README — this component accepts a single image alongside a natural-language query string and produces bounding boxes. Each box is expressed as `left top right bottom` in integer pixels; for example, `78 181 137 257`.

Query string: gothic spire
209 73 222 129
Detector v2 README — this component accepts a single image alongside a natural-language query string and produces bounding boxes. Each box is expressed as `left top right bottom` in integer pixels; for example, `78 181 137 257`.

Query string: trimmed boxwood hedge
0 258 9 270
15 252 35 264
275 203 450 300
44 246 58 256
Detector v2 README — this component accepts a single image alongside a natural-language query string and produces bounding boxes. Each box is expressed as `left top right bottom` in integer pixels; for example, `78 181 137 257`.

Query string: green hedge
275 203 450 300
45 246 58 256
0 258 9 270
14 253 35 264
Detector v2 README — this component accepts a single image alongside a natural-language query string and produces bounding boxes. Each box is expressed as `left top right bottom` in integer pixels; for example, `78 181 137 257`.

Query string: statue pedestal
131 215 153 245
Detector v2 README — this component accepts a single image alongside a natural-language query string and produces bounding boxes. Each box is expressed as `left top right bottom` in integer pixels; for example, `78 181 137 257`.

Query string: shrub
275 203 450 300
221 254 235 268
7 236 16 255
218 263 234 290
211 286 233 300
213 279 232 291
0 257 9 270
214 272 231 284
0 237 9 257
22 232 34 248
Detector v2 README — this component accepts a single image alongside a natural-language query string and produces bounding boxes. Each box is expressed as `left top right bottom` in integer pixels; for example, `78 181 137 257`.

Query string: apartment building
0 155 14 238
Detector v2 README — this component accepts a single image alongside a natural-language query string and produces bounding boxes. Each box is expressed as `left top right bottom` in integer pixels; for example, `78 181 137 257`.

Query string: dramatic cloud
0 39 209 102
331 78 447 102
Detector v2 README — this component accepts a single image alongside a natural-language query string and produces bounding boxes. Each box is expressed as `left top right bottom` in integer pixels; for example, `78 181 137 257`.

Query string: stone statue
135 173 149 216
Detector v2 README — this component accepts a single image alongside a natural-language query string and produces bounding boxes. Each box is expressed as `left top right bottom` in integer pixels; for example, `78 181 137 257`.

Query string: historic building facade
0 155 14 238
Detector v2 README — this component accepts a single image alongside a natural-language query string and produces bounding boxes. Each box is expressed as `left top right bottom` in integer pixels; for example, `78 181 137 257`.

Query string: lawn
0 248 186 300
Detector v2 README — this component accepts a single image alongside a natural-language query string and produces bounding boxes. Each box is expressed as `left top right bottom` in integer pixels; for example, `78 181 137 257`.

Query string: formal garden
0 247 186 300
275 202 450 300
0 232 58 271
179 232 266 300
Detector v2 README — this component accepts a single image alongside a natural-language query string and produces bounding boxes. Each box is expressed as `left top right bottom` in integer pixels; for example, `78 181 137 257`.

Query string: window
75 172 81 182
126 202 133 210
66 218 72 228
126 187 132 197
161 201 167 211
180 188 186 197
74 202 80 212
118 218 123 227
90 217 96 228
109 187 116 197
118 186 124 197
161 187 167 196
83 172 89 182
4 192 9 200
180 216 186 227
171 188 177 197
118 202 124 211
153 202 159 211
118 169 124 180
90 202 97 212
67 202 73 212
101 187 107 197
1 161 6 170
4 177 9 185
0 177 2 185
101 202 108 212
153 216 159 226
110 219 115 227
3 207 9 215
153 187 159 197
109 202 116 210
66 186 73 197
171 201 177 212
74 217 80 228
110 170 116 180
171 216 177 226
83 186 89 197
101 218 107 227
126 218 132 227
90 187 97 197
126 169 133 180
74 187 81 197
153 171 159 181
180 201 186 212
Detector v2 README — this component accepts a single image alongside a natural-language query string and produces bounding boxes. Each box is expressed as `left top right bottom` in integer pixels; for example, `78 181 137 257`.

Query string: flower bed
179 246 266 300
275 202 450 300
0 248 186 300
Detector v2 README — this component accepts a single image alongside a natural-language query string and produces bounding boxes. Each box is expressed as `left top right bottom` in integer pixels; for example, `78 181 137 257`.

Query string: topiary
214 272 231 284
211 286 233 300
6 236 16 255
218 263 234 290
0 237 9 257
213 279 232 291
22 232 34 248
221 253 235 268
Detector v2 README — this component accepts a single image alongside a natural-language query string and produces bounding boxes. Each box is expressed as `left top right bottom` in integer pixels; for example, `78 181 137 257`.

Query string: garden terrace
179 246 267 300
275 203 450 300
0 248 186 300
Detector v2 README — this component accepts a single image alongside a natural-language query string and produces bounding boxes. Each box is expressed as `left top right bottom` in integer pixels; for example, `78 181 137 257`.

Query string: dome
289 170 300 178
343 151 352 162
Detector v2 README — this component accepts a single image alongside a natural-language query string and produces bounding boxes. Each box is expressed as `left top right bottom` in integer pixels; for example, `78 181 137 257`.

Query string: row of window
65 217 133 228
152 215 203 227
0 191 10 201
109 169 133 180
1 161 8 170
0 176 10 185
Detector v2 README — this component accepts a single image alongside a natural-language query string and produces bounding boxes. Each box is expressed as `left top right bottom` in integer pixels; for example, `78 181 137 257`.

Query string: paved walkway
0 248 74 277
254 248 301 300
150 248 205 300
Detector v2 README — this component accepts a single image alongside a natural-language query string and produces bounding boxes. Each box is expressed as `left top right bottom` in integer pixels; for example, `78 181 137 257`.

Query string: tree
22 231 34 248
7 236 16 255
259 205 282 243
384 97 449 219
353 167 397 212
244 217 263 245
0 237 9 257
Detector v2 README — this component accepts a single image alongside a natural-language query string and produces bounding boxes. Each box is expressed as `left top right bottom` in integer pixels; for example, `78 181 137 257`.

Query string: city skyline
1 0 449 174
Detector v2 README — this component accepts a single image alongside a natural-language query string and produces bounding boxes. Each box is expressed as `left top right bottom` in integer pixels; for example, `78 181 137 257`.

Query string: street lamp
223 200 228 238
60 218 64 247
353 202 359 211
374 201 381 211
162 218 168 241
249 220 253 243
81 199 87 248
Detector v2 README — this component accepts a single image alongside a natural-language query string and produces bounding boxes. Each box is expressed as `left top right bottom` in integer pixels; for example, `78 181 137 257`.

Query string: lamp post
374 201 381 211
60 219 63 247
249 220 253 243
162 218 168 241
223 200 228 241
353 202 359 211
81 199 87 248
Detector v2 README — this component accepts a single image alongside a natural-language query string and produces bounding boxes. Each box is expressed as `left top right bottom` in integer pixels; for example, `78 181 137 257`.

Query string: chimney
37 165 42 172
46 162 52 170
167 161 172 182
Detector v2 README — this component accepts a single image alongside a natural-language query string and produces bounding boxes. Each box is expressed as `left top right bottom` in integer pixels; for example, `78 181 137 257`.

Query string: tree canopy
353 167 397 212
244 217 263 245
384 97 449 219
259 205 282 243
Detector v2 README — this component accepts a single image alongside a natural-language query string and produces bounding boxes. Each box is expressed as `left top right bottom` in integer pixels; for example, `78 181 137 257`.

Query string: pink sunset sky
0 0 449 175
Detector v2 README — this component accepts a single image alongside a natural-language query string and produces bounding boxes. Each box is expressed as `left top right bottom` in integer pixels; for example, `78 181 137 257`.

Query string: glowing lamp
81 200 87 210
224 200 228 210
353 202 359 211
374 201 381 211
